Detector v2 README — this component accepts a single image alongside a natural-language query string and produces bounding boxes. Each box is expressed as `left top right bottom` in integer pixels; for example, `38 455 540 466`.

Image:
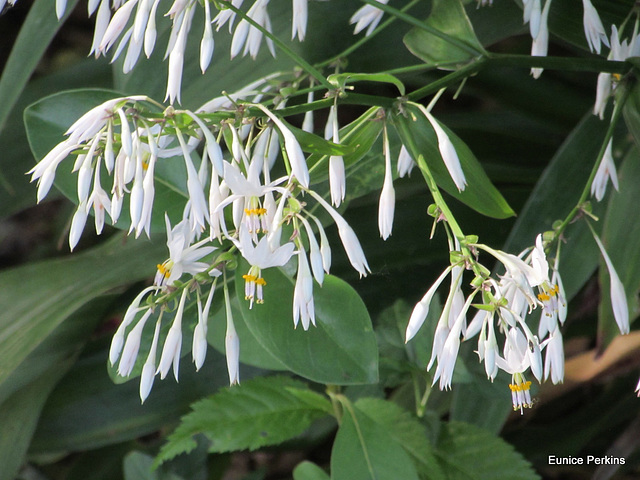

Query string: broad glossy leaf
235 260 378 385
403 0 485 68
156 376 332 463
0 0 80 131
0 59 112 219
24 89 189 232
355 398 445 480
331 400 420 480
124 452 183 480
0 364 72 480
393 104 515 219
0 235 165 388
435 421 539 480
293 462 331 480
598 148 640 347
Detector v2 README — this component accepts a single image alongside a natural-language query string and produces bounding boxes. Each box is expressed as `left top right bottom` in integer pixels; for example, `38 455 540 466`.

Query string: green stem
408 57 488 101
316 0 422 68
359 0 482 57
487 53 629 74
415 154 465 241
217 1 333 90
554 84 631 238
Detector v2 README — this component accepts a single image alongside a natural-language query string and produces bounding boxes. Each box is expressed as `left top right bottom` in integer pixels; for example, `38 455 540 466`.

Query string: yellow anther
538 292 550 302
256 277 267 286
243 274 257 282
508 381 532 392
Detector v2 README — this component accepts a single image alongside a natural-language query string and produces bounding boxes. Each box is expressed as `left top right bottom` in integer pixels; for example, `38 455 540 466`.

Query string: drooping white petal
592 233 629 335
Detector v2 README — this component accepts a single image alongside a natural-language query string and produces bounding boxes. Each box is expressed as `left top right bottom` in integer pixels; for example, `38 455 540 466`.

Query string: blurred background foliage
1 0 640 479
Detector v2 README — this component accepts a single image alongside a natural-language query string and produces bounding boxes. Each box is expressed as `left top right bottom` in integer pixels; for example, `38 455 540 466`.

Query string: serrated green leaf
393 104 514 219
156 376 332 464
235 259 378 385
355 398 445 480
403 0 485 68
293 461 331 480
30 344 240 453
435 421 539 480
23 89 188 232
330 400 420 480
598 148 640 347
328 73 405 96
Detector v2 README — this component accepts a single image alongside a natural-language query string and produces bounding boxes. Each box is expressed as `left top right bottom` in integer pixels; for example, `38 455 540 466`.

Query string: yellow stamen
509 381 532 392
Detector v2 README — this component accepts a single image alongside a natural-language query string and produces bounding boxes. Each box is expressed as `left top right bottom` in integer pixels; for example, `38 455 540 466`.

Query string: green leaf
156 376 332 464
208 291 288 372
393 104 514 219
30 345 240 453
598 147 640 347
0 364 72 480
235 260 378 385
285 120 357 156
355 398 445 480
0 235 165 388
124 452 183 480
328 73 405 96
293 461 331 480
0 0 81 131
308 107 384 186
435 421 540 480
502 112 610 300
330 400 420 480
23 89 188 232
403 0 485 68
0 59 112 220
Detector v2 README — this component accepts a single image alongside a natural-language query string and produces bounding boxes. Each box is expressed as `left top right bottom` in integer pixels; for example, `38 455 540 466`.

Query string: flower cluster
405 230 629 413
520 0 608 78
29 75 381 401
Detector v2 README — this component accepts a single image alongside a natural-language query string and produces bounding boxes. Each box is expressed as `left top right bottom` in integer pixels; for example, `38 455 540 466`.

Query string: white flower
543 328 564 384
225 299 240 385
157 288 188 381
350 0 388 36
155 214 216 288
307 190 370 277
416 104 467 192
140 319 161 403
397 145 415 178
594 72 612 119
118 308 153 377
583 0 609 54
378 129 395 240
293 250 315 330
230 0 275 59
292 0 307 40
530 0 551 79
592 233 629 334
193 284 216 370
235 226 295 307
591 139 619 201
253 104 309 188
